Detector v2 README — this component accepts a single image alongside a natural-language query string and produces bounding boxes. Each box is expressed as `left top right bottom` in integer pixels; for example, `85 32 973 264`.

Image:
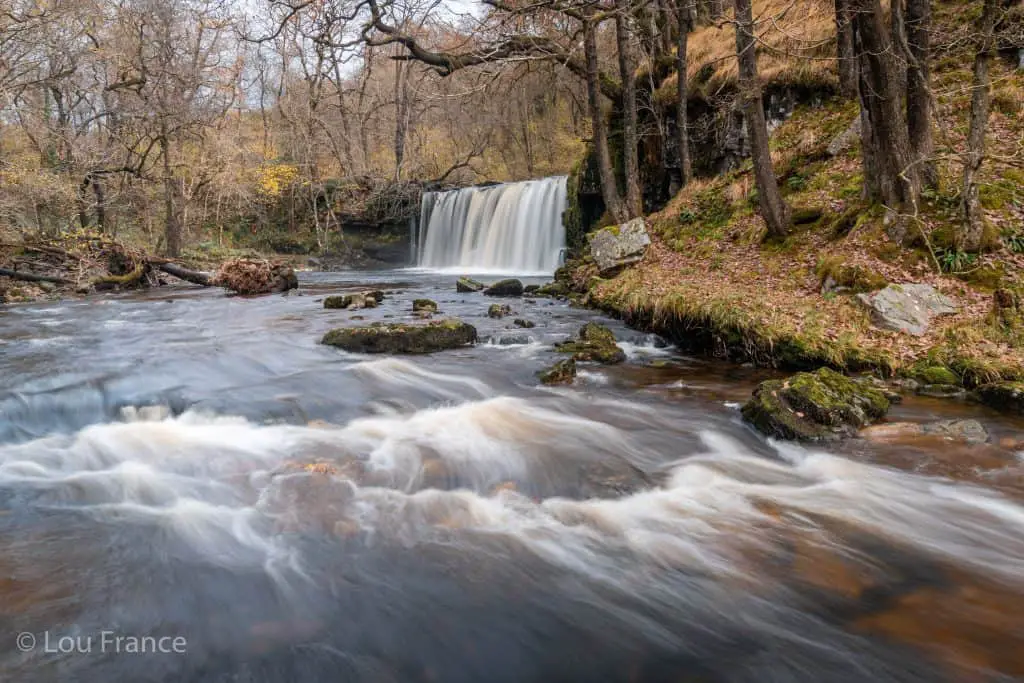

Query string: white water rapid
417 176 568 273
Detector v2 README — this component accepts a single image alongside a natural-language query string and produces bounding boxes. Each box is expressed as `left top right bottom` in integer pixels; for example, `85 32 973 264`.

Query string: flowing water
418 177 567 273
1 271 1024 682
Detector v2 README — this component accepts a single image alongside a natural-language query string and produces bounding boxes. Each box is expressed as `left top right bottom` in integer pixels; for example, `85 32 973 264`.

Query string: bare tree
615 0 642 217
675 0 694 186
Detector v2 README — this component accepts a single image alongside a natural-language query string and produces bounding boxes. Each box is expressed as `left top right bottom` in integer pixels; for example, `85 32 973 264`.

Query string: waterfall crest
417 176 568 274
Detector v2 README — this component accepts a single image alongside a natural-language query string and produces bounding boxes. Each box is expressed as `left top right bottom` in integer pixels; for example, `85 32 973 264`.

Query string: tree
584 12 628 223
615 0 643 217
904 0 936 188
734 0 790 238
834 0 857 98
675 0 694 186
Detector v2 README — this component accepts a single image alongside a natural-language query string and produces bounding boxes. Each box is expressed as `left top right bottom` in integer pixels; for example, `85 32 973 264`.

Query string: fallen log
92 263 148 290
0 267 71 285
157 262 212 287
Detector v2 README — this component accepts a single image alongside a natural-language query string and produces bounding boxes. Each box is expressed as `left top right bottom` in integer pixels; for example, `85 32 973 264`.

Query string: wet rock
513 318 535 329
324 293 379 310
538 358 577 385
483 278 524 297
915 384 967 399
911 365 960 386
589 217 651 275
412 298 438 313
456 277 485 293
742 367 891 441
489 334 532 345
855 284 957 336
861 419 989 445
535 282 569 298
974 382 1024 415
555 322 626 364
367 289 386 303
321 319 477 354
523 284 540 294
488 303 512 319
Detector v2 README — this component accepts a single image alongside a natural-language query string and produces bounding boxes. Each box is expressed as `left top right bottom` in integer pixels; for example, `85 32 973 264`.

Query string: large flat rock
856 284 956 336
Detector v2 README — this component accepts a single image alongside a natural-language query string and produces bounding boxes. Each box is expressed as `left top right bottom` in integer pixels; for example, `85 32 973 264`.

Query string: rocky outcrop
974 382 1024 415
488 303 511 319
483 279 524 297
538 358 577 385
589 217 651 275
556 322 626 364
457 277 485 293
412 298 438 313
321 320 476 354
742 367 891 441
856 284 957 336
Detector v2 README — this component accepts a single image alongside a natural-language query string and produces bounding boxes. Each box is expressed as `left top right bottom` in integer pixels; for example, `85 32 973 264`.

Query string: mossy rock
412 298 439 313
321 319 476 354
741 367 891 441
910 365 960 386
488 303 512 319
513 318 536 329
325 293 379 310
535 282 570 298
816 257 887 294
456 277 485 293
555 322 626 364
973 382 1024 415
483 279 524 297
538 358 577 385
524 284 540 294
791 206 824 226
956 264 1004 291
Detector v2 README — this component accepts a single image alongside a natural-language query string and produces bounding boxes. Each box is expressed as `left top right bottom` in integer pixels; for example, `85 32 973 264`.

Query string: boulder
321 319 477 354
523 284 540 294
855 284 957 336
742 367 891 441
490 334 532 345
412 298 438 313
324 293 378 310
826 117 861 157
483 279 524 297
488 303 512 319
513 318 536 329
538 358 577 385
535 282 569 298
974 382 1024 415
589 217 651 275
861 419 990 445
556 322 626 364
456 277 485 293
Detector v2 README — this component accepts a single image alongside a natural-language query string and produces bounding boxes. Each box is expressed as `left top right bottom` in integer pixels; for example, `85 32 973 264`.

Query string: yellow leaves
254 163 299 197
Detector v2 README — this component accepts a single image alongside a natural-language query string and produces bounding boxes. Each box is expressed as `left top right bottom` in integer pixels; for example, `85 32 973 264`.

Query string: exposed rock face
325 292 379 310
742 367 891 441
589 217 651 275
483 279 524 297
556 322 626 364
974 382 1024 415
412 298 438 313
538 358 577 385
321 320 476 354
488 303 512 319
456 277 485 293
855 284 957 336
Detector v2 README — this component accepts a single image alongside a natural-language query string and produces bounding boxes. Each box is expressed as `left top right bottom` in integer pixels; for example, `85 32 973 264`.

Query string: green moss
537 358 577 385
321 319 476 354
956 264 1004 290
488 303 511 318
815 256 887 293
911 364 960 386
556 322 626 364
790 206 824 225
412 298 438 313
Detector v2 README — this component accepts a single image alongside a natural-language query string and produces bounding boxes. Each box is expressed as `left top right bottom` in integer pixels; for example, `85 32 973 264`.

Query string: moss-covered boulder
483 279 524 297
535 282 570 298
974 382 1024 415
321 319 476 354
524 284 540 294
488 303 512 319
911 365 960 386
556 322 626 364
538 358 577 385
742 367 891 441
412 298 438 313
456 277 485 293
514 318 535 329
325 292 378 310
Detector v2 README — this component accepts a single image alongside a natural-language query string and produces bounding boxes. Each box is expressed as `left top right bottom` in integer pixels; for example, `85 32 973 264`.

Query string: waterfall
418 176 568 274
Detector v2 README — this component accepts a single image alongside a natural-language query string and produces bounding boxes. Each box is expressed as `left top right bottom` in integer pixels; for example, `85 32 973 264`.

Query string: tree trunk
584 17 627 223
961 0 999 251
160 127 182 258
734 0 790 238
615 0 643 218
158 262 212 286
835 0 858 98
851 0 919 214
676 0 694 187
890 0 908 96
906 0 936 188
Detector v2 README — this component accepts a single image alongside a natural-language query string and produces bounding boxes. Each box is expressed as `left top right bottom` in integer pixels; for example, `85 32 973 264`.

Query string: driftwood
157 262 213 286
0 267 71 285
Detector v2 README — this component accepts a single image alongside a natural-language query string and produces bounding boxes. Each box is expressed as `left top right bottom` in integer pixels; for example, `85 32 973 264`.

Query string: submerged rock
412 298 438 313
456 277 485 293
513 318 535 329
488 303 512 319
556 322 626 364
742 367 890 441
855 284 957 336
974 382 1024 415
589 217 651 275
324 292 379 310
321 319 476 354
483 278 524 297
861 419 990 445
538 358 577 385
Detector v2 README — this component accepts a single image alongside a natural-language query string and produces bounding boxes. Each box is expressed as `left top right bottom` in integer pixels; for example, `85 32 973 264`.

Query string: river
1 270 1023 682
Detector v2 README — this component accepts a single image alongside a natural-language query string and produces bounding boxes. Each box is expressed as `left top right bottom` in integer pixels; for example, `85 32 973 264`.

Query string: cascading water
417 176 568 273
